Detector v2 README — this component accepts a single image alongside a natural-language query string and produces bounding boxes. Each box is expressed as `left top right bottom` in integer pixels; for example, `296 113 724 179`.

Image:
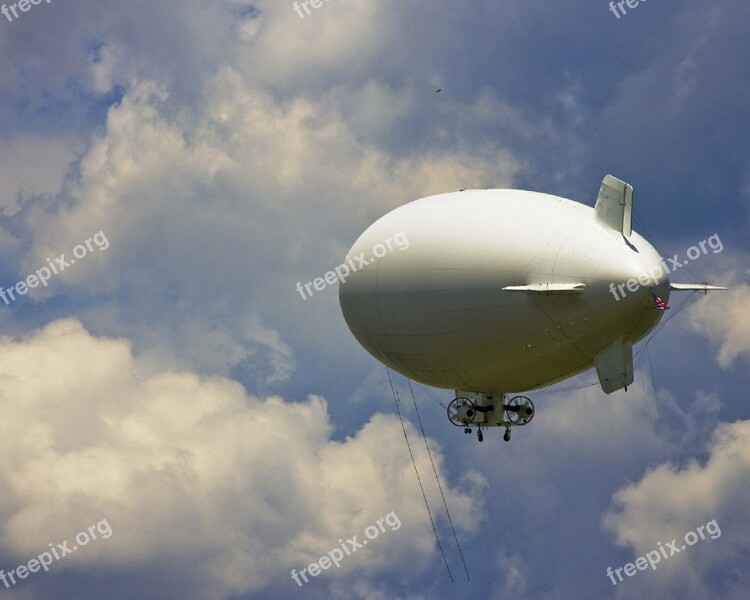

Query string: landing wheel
503 428 511 442
477 430 484 442
447 397 477 427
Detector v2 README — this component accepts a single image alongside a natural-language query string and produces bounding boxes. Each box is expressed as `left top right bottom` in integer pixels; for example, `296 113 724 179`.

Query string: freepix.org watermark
0 518 112 589
1 0 54 24
291 511 401 587
0 230 109 306
608 0 647 19
606 518 721 586
296 231 409 300
291 0 332 19
609 233 723 301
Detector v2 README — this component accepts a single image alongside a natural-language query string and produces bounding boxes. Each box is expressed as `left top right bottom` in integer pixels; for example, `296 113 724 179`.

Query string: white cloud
0 1 746 598
0 136 80 217
490 551 531 600
603 420 750 598
0 318 481 598
687 281 750 368
9 68 517 382
238 0 395 86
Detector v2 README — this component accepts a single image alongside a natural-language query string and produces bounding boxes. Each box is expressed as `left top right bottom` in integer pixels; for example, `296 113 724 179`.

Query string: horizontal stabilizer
594 337 633 394
669 283 728 292
594 175 632 237
502 283 586 295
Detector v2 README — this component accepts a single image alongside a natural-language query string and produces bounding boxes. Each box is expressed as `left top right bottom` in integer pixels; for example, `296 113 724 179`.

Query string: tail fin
669 283 728 292
594 336 634 394
594 175 632 237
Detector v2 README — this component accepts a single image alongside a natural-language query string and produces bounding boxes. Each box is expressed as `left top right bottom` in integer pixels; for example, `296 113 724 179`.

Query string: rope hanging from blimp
630 205 723 412
386 366 455 582
407 379 471 581
645 344 662 429
413 380 450 409
633 290 702 367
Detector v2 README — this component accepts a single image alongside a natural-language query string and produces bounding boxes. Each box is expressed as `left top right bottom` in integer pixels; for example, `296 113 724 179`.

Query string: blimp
339 175 726 442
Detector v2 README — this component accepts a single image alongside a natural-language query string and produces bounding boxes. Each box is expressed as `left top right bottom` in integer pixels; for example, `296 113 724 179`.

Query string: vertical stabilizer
594 337 634 394
594 175 632 237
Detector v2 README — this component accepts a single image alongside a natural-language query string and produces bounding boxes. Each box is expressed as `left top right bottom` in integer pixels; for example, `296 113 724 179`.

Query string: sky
0 0 748 598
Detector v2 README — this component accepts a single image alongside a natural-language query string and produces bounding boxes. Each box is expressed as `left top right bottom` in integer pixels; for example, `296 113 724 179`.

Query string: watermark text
0 518 112 589
1 230 109 307
2 0 54 24
292 0 333 19
606 518 721 586
291 511 401 587
609 233 723 301
608 0 648 19
296 231 409 300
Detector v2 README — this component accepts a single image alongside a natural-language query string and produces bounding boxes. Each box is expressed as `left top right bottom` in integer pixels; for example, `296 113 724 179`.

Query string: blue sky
0 0 748 598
